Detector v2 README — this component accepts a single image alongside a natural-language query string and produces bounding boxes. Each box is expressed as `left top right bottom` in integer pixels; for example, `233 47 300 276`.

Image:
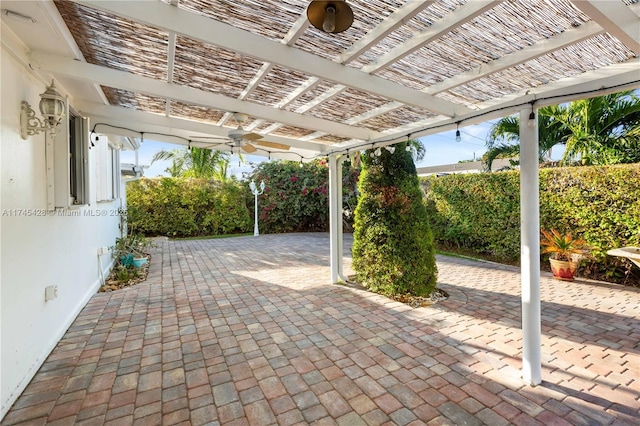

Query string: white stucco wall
1 49 123 419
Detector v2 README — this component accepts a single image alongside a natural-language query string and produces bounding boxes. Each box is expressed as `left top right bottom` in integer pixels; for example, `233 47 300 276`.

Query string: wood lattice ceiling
2 0 639 159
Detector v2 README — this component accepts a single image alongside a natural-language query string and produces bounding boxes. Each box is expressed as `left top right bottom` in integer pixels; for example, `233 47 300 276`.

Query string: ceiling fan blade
202 142 227 149
242 143 257 153
188 135 228 140
257 140 290 151
243 132 263 142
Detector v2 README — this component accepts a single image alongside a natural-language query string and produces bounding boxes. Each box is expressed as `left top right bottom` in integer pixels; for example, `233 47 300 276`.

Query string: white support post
520 107 542 385
328 154 343 283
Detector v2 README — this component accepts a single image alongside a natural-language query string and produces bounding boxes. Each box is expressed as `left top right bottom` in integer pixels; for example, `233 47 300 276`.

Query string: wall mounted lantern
20 80 66 140
307 0 354 34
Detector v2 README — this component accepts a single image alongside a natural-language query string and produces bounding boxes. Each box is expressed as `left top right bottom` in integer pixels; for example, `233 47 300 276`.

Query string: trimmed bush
423 164 640 283
126 178 252 237
352 143 438 296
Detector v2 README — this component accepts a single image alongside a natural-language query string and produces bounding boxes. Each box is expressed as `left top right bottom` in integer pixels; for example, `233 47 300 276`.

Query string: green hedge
423 164 640 282
247 159 359 234
126 178 252 237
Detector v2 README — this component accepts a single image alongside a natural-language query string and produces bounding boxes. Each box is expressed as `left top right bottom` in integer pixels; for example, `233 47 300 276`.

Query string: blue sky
120 121 496 178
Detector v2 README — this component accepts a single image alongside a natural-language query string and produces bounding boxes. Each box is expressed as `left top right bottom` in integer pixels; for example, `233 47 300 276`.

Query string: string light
455 123 461 142
528 104 536 128
188 140 192 151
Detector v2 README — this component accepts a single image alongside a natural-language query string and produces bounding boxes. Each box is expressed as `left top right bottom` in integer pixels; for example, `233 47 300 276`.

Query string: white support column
328 154 344 283
520 107 542 385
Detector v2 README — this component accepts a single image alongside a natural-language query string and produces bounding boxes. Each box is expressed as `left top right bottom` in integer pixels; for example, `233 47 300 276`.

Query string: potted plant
112 233 152 268
540 229 592 281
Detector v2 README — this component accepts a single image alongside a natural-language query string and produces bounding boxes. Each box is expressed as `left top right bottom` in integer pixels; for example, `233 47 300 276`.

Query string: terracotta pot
549 258 577 281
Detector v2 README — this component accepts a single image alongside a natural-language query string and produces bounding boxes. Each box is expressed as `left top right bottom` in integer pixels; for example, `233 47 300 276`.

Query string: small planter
541 229 593 282
132 257 148 268
120 254 134 267
549 258 577 281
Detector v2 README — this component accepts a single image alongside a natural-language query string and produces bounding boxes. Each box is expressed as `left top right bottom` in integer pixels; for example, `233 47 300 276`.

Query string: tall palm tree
152 147 241 180
484 91 640 169
561 92 640 165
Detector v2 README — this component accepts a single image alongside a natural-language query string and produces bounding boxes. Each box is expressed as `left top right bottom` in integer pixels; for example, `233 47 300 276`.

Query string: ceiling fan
191 113 290 153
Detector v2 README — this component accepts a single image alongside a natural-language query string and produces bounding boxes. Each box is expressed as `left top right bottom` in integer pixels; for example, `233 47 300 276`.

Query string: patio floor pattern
2 233 639 425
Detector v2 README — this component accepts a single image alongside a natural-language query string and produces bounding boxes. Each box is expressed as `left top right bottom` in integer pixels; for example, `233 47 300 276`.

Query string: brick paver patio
3 233 639 425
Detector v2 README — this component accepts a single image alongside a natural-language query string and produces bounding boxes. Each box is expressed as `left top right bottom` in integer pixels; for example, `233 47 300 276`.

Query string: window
95 135 118 202
53 105 89 207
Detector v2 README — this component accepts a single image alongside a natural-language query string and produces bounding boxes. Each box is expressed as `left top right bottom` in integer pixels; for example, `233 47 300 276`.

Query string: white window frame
95 136 118 203
53 103 90 208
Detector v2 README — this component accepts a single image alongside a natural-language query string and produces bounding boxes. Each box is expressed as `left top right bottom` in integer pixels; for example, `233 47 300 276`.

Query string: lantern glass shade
39 81 66 127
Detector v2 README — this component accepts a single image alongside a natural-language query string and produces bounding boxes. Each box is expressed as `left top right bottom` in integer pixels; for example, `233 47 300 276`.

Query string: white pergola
2 0 639 386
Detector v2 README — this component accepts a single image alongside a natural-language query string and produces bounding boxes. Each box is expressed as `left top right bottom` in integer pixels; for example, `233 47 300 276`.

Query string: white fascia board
30 52 377 142
72 0 469 117
574 0 640 55
76 101 329 154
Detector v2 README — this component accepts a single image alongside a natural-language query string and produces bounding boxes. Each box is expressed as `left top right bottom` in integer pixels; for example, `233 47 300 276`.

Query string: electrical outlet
45 285 58 302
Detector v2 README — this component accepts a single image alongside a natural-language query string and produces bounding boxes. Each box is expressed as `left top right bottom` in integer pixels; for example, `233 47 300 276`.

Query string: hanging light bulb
188 140 192 151
528 110 536 128
323 5 336 32
386 146 395 154
374 147 382 157
455 123 461 142
307 1 354 34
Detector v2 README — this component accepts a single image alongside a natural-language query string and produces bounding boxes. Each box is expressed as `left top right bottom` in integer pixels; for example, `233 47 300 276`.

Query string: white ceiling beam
77 101 328 153
165 32 177 116
240 15 309 128
260 2 434 121
369 59 640 145
30 51 378 141
573 0 640 55
283 0 498 141
72 0 469 118
344 101 404 125
337 1 436 64
334 19 605 130
362 0 501 73
425 20 605 95
40 0 110 106
294 85 346 114
258 1 436 136
239 16 309 102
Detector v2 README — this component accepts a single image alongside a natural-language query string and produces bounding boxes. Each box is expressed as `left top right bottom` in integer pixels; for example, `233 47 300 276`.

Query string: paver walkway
3 233 639 425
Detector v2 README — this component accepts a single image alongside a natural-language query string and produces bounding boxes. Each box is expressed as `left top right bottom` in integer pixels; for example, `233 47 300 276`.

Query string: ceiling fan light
323 5 336 32
307 1 354 34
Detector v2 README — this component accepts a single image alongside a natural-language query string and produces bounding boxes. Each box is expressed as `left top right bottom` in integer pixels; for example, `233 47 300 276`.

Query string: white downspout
520 107 542 385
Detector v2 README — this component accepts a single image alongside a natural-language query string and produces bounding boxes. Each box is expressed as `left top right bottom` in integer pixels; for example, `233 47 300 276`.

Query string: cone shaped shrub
352 142 438 296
